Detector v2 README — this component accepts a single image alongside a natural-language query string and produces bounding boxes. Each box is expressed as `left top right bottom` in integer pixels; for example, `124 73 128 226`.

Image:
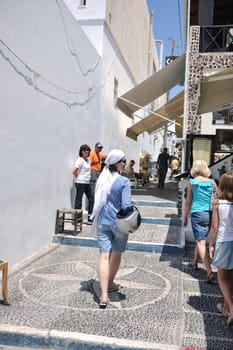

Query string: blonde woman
184 160 217 283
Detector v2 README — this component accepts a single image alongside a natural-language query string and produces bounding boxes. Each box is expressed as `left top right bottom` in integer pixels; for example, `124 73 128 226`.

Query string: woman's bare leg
196 239 212 275
218 269 233 316
108 250 122 288
192 244 199 266
98 252 110 303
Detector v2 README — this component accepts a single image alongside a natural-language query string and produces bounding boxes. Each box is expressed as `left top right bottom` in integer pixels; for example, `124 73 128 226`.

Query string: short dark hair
79 144 91 157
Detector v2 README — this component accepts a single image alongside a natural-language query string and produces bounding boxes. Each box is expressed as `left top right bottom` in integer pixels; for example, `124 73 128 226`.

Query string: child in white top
209 172 233 325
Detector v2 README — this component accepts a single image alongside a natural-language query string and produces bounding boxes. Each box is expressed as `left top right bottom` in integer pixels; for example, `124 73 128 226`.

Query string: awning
198 66 233 114
116 54 186 117
126 91 184 140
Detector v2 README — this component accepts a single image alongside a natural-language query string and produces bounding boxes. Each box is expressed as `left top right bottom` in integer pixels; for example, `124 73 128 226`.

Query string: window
113 78 118 105
215 130 233 153
213 108 233 125
79 0 86 7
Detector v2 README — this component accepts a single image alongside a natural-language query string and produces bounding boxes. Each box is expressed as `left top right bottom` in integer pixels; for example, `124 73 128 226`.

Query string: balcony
200 25 233 53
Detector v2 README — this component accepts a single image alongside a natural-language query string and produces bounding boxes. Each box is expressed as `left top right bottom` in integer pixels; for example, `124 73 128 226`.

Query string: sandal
187 263 198 270
108 283 123 293
227 314 233 326
205 272 214 284
216 303 228 317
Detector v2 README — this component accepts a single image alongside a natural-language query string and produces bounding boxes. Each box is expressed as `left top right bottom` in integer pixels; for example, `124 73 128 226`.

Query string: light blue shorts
96 223 128 253
191 211 211 241
212 241 233 270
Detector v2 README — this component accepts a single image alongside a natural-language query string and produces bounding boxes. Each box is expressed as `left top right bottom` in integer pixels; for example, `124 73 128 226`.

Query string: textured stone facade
187 26 233 134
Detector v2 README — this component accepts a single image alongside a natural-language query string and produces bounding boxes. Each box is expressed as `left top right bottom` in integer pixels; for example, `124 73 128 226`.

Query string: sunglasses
121 159 127 164
82 148 90 152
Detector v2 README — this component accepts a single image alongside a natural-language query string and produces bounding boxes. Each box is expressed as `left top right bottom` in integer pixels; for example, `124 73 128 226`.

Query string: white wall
63 0 106 56
0 0 102 266
64 0 106 21
98 25 159 172
0 0 162 267
64 0 161 169
97 28 141 169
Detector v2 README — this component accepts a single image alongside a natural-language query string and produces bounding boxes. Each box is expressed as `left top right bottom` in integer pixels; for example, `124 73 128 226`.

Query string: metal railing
199 25 233 53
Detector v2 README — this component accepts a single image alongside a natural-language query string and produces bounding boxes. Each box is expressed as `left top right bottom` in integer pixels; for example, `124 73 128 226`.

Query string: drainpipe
182 0 191 172
147 11 154 77
154 39 163 70
154 39 165 145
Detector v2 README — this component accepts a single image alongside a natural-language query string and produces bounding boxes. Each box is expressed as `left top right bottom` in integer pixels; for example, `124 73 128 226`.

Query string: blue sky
147 0 184 68
147 0 184 98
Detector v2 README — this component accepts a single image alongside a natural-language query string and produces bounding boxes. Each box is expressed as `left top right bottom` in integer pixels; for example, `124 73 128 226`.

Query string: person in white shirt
72 144 93 223
209 172 233 325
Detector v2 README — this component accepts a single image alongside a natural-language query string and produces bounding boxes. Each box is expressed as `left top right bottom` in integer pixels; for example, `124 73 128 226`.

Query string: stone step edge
142 217 181 226
52 235 184 255
132 200 177 208
71 217 181 227
0 324 181 350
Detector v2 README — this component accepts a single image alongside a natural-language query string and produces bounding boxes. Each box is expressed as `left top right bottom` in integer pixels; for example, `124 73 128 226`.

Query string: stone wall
187 26 233 134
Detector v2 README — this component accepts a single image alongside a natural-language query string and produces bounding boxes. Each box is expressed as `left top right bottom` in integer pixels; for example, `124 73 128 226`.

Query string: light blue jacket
98 175 131 226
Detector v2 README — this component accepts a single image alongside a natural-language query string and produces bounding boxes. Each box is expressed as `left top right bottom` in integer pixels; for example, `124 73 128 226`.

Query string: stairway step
52 234 183 255
136 205 178 218
142 217 181 226
52 220 183 255
132 200 177 208
54 188 182 255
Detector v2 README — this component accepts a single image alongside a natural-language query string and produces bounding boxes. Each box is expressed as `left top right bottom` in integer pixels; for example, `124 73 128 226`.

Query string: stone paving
78 222 181 246
0 181 233 349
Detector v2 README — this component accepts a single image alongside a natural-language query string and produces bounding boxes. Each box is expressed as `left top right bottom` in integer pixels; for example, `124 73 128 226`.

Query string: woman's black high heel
99 301 108 309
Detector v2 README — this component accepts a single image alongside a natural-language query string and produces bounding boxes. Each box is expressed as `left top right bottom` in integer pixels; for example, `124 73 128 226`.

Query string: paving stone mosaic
0 182 233 350
0 245 183 347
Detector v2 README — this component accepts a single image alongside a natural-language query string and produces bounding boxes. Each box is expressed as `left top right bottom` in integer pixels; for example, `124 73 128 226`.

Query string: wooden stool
55 208 83 235
0 261 10 305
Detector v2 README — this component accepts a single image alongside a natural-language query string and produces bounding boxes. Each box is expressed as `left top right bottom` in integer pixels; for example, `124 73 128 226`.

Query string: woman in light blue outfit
184 160 217 283
209 172 233 325
91 149 132 308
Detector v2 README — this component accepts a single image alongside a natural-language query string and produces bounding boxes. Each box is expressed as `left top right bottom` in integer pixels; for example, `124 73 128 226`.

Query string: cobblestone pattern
1 244 233 349
0 245 183 347
135 206 178 218
182 247 233 349
1 183 233 349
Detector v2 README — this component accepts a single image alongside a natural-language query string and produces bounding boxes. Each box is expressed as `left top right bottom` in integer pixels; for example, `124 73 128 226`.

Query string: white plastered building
0 0 161 265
